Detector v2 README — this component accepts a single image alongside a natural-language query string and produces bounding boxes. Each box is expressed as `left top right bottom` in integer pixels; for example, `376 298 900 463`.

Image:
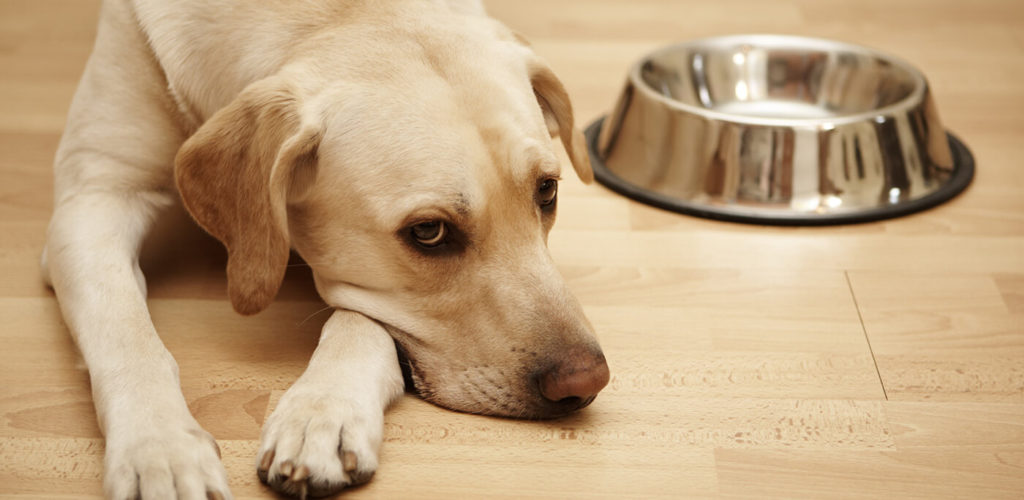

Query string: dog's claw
291 464 310 482
343 451 358 473
257 451 369 498
260 450 275 470
258 452 352 498
206 491 225 500
257 450 274 483
280 460 294 479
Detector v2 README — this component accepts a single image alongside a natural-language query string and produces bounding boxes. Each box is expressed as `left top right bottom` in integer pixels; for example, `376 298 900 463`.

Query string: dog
42 0 609 498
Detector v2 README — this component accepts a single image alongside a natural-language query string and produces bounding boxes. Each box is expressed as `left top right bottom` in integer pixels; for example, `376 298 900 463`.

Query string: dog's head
175 23 608 418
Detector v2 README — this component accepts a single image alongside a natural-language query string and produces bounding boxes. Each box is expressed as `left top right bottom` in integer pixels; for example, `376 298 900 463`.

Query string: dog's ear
175 77 321 315
529 60 594 184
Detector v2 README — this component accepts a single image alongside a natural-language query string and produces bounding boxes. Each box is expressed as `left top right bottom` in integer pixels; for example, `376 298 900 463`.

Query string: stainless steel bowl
587 34 973 225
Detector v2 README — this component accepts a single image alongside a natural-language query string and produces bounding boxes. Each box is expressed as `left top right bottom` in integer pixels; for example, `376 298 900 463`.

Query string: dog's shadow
139 200 320 304
135 201 331 440
138 200 327 370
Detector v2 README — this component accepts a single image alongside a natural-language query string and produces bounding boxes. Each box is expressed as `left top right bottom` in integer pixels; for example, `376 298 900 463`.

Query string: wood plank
848 271 1024 401
550 230 1024 273
887 401 1024 449
716 448 1024 500
378 397 894 450
2 0 1023 498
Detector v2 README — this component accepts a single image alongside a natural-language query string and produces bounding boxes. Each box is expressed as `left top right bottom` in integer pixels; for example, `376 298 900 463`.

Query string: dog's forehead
495 136 561 179
318 83 559 218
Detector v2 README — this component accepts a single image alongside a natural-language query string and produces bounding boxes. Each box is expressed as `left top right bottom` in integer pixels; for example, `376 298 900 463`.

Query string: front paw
257 390 383 498
104 417 231 500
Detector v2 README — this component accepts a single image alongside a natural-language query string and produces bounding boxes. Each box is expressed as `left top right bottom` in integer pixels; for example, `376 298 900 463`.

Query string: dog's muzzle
392 331 610 419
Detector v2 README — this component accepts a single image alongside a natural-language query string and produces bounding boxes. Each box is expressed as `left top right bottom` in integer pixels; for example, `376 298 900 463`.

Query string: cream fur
45 0 602 498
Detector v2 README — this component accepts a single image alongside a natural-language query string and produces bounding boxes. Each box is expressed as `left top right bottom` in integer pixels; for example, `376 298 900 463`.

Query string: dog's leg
47 192 231 500
257 310 404 498
44 2 230 498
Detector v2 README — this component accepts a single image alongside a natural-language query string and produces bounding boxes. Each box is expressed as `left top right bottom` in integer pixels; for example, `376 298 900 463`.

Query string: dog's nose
538 347 610 406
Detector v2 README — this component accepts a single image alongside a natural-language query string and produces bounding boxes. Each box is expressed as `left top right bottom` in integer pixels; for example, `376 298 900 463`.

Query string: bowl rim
586 116 975 225
629 33 930 127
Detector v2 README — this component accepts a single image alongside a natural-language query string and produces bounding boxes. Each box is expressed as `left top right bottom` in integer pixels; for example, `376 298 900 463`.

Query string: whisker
298 304 334 326
284 258 335 268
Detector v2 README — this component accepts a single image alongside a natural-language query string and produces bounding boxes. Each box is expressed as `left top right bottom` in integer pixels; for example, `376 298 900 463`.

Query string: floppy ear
529 60 594 184
174 77 321 315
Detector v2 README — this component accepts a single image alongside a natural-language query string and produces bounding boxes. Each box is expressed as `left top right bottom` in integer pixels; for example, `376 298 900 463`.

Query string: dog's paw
104 418 231 500
257 390 382 498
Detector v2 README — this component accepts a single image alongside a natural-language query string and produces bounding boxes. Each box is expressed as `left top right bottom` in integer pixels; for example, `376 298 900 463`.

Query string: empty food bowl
586 34 974 225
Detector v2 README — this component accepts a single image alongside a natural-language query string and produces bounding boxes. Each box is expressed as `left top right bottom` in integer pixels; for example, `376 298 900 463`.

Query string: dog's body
44 0 609 497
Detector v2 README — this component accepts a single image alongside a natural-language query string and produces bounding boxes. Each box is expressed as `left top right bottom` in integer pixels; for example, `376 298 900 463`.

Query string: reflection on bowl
587 34 974 225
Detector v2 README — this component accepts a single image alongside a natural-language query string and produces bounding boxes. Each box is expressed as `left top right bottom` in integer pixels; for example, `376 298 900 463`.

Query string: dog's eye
538 178 558 208
411 221 447 247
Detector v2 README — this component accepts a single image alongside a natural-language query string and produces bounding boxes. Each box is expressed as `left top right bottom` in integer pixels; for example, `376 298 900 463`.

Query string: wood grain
1 0 1023 498
848 271 1024 401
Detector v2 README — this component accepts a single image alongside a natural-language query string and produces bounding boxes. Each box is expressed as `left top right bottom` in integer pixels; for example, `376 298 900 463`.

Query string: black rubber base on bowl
584 117 976 226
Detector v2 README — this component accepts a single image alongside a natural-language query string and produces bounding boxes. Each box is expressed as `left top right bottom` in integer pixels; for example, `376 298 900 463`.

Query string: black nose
537 346 610 407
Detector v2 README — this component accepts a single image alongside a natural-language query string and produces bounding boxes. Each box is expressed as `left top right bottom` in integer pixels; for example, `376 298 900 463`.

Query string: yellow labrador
43 0 609 498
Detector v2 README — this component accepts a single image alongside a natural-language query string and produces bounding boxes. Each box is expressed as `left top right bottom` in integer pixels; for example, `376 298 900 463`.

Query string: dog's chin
420 387 596 421
389 331 595 420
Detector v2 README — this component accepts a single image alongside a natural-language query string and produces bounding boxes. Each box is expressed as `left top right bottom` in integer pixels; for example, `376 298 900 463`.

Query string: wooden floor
2 0 1023 498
